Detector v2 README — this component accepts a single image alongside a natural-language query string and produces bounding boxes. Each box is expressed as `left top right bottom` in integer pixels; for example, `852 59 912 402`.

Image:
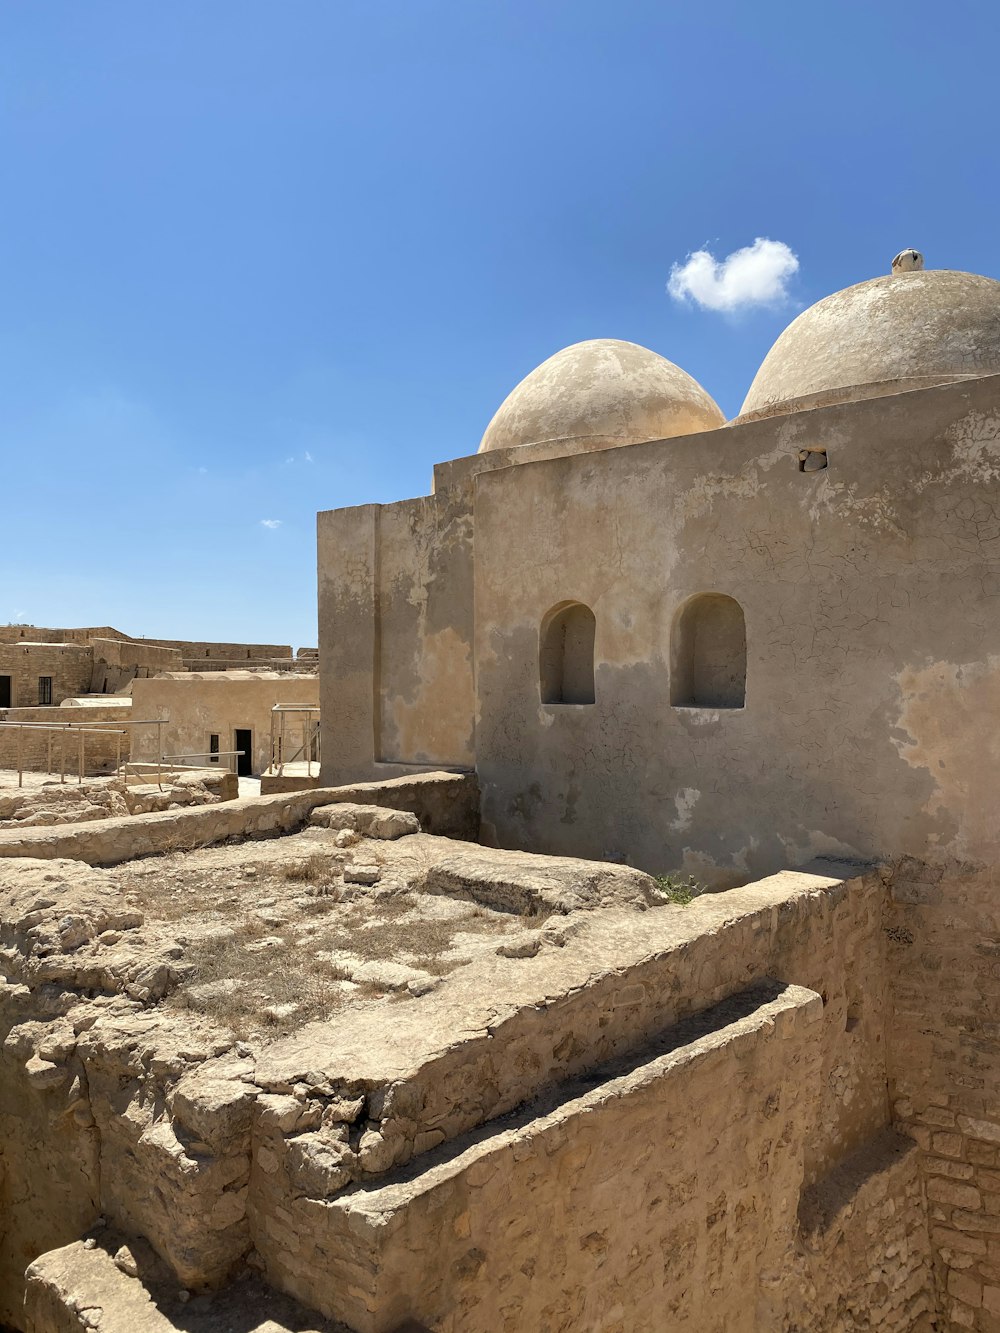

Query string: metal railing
269 704 321 778
0 717 169 789
158 749 245 773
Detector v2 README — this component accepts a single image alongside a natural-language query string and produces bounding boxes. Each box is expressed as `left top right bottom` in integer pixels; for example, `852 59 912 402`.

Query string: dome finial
892 248 924 274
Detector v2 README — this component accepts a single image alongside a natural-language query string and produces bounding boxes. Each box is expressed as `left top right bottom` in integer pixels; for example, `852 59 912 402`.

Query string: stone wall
184 657 318 674
246 863 906 1325
88 638 184 692
316 984 823 1333
142 638 294 661
0 644 94 709
792 1129 936 1331
886 860 1000 1331
0 848 947 1331
0 626 126 646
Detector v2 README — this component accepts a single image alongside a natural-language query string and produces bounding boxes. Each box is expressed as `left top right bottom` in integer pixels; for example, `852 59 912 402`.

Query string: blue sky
1 1 996 649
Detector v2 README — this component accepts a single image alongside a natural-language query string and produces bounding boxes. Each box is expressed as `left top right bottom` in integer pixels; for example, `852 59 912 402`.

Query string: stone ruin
0 771 963 1331
10 255 1000 1330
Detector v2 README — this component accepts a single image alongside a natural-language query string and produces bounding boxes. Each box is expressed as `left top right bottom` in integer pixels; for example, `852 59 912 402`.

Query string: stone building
0 625 315 711
0 628 318 776
318 255 1000 886
130 671 320 777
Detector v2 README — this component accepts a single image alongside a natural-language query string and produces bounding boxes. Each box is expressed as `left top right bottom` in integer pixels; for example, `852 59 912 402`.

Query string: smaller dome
478 338 724 455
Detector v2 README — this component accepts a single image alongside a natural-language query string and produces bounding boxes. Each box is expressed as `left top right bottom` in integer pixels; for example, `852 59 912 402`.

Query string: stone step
256 981 822 1333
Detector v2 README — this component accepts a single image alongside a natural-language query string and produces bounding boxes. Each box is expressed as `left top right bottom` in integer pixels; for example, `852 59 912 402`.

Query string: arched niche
671 593 746 708
539 601 596 705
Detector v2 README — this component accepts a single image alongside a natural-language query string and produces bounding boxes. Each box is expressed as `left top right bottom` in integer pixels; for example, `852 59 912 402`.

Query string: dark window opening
209 734 220 764
540 602 596 705
671 594 746 709
0 676 10 709
38 676 53 706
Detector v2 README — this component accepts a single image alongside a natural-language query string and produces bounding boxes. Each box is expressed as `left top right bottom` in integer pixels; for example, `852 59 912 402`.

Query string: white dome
479 338 724 455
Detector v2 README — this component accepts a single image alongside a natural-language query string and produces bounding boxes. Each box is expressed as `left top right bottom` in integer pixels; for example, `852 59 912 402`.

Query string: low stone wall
22 1241 343 1332
318 983 822 1333
0 771 479 864
259 768 321 794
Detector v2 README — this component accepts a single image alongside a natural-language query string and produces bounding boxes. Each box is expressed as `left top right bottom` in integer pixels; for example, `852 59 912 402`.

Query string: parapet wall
143 638 294 661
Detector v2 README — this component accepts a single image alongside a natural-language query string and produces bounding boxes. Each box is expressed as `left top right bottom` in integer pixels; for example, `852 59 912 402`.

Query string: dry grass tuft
283 852 341 884
170 915 353 1039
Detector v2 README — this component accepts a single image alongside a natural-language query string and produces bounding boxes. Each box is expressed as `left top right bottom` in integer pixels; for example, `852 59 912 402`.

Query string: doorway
0 676 10 708
235 729 253 777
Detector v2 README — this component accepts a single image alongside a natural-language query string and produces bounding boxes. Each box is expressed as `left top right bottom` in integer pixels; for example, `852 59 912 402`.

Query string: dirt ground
105 825 542 1041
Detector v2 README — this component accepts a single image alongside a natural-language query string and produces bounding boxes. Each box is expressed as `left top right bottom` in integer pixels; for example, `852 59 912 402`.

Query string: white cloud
304 450 313 463
260 518 282 529
668 237 799 312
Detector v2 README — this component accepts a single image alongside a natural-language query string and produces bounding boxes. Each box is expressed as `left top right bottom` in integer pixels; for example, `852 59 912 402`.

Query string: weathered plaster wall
375 495 474 768
317 485 475 783
131 673 319 776
473 373 1000 882
317 503 379 784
